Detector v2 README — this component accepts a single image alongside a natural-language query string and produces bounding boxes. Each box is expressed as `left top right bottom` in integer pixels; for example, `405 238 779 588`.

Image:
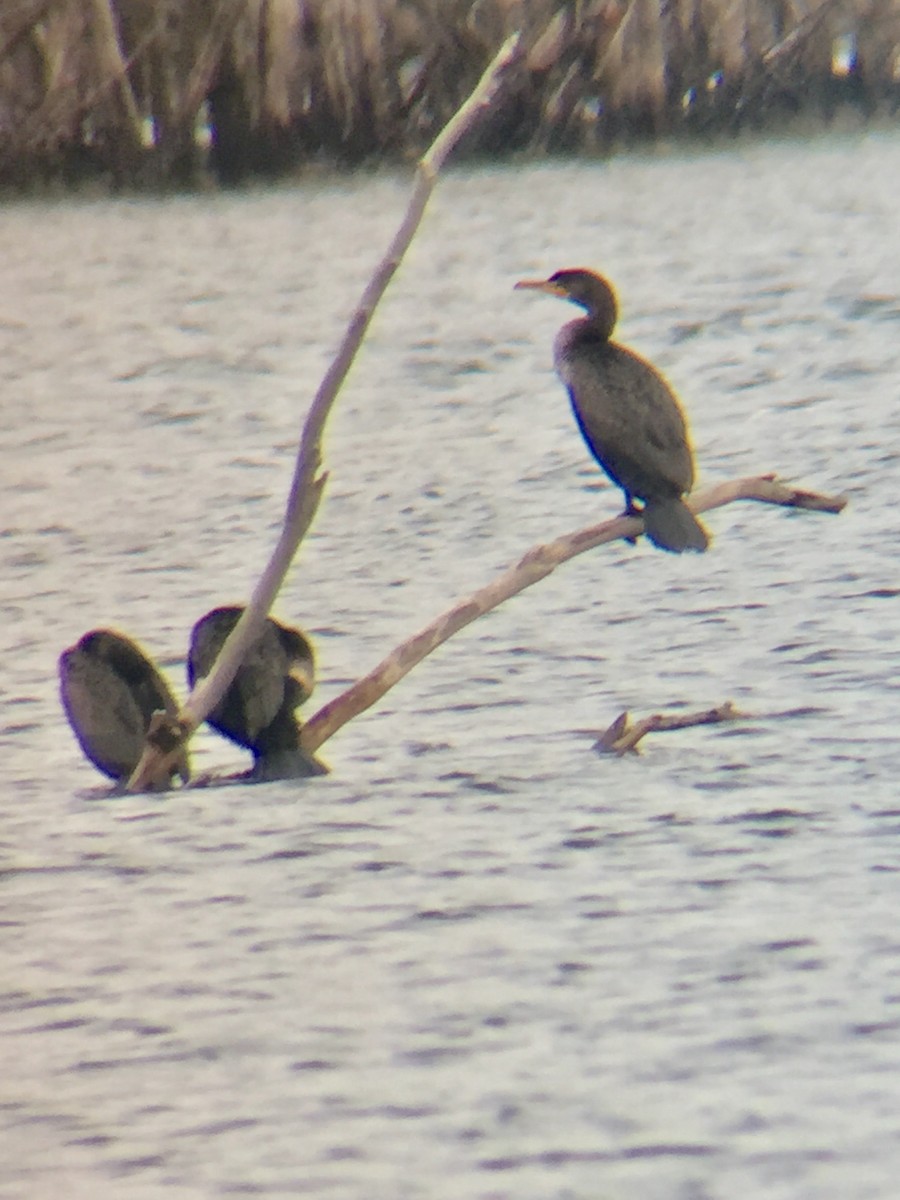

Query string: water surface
3 132 900 1199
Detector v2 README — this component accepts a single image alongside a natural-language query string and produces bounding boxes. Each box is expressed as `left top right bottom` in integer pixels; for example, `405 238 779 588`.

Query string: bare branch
284 30 522 523
300 474 847 754
595 701 743 755
594 710 630 750
690 472 847 514
126 32 522 793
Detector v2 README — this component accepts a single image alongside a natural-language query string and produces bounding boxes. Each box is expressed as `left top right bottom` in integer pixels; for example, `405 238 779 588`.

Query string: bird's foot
621 499 643 545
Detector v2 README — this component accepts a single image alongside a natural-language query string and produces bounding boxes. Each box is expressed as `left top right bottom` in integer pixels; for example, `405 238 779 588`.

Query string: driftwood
125 31 523 793
129 473 844 789
299 476 846 755
595 701 743 755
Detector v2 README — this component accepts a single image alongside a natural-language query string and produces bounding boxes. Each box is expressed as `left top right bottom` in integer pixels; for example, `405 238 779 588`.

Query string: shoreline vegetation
1 0 899 191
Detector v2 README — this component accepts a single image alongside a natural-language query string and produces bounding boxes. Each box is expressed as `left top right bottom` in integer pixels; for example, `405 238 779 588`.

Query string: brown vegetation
1 0 898 188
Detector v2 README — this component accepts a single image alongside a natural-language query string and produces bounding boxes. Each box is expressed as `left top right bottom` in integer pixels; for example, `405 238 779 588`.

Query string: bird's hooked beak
514 277 567 298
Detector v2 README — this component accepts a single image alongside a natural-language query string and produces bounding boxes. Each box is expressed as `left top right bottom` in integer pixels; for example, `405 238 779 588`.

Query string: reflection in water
3 134 900 1198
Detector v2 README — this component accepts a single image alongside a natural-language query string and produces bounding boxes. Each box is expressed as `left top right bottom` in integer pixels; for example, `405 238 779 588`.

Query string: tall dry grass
0 0 896 187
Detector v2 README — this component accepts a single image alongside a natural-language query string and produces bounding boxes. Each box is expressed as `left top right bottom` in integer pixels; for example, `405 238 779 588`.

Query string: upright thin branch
127 32 522 793
300 475 847 754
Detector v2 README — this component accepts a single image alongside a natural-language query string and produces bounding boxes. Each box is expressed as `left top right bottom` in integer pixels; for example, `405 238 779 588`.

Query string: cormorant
515 268 709 553
187 606 324 780
59 629 190 787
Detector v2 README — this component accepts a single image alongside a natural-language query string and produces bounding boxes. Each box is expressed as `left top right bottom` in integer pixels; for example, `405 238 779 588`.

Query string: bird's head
279 625 316 707
515 268 618 339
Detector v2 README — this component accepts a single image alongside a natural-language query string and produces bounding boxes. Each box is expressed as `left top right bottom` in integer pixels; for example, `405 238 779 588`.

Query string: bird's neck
554 316 613 363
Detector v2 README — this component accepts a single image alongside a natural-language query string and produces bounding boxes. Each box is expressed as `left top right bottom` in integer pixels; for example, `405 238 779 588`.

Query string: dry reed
1 0 896 187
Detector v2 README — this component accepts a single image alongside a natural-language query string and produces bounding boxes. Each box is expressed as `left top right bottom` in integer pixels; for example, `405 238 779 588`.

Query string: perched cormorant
187 606 324 779
515 268 709 553
59 629 189 787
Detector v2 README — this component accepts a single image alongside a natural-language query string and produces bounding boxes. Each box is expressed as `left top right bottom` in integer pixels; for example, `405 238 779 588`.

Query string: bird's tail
642 498 709 553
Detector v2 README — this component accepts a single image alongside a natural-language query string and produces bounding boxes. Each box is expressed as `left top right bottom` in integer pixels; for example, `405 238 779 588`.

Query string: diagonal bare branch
300 475 847 754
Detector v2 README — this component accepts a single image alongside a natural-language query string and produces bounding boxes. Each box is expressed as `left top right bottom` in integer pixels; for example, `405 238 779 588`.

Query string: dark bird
515 268 709 553
59 630 190 787
187 606 324 780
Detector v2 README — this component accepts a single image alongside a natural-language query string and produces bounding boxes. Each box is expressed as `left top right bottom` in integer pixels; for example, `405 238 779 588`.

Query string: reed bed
1 0 898 187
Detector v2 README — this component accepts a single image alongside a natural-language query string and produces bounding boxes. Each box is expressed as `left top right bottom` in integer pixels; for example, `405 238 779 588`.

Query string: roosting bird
515 268 709 553
187 606 325 780
59 629 190 787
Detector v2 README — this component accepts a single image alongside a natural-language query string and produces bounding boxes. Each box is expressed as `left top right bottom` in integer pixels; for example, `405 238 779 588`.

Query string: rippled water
4 131 900 1198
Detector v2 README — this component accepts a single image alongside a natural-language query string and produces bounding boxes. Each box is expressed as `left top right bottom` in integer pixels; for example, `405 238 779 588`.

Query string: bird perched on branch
59 629 189 787
515 267 709 553
187 606 324 780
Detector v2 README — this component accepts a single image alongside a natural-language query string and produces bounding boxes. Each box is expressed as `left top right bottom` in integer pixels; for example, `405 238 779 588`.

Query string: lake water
3 130 900 1199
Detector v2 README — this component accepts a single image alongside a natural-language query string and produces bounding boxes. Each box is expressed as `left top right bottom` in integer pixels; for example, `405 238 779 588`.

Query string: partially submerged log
595 701 744 755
